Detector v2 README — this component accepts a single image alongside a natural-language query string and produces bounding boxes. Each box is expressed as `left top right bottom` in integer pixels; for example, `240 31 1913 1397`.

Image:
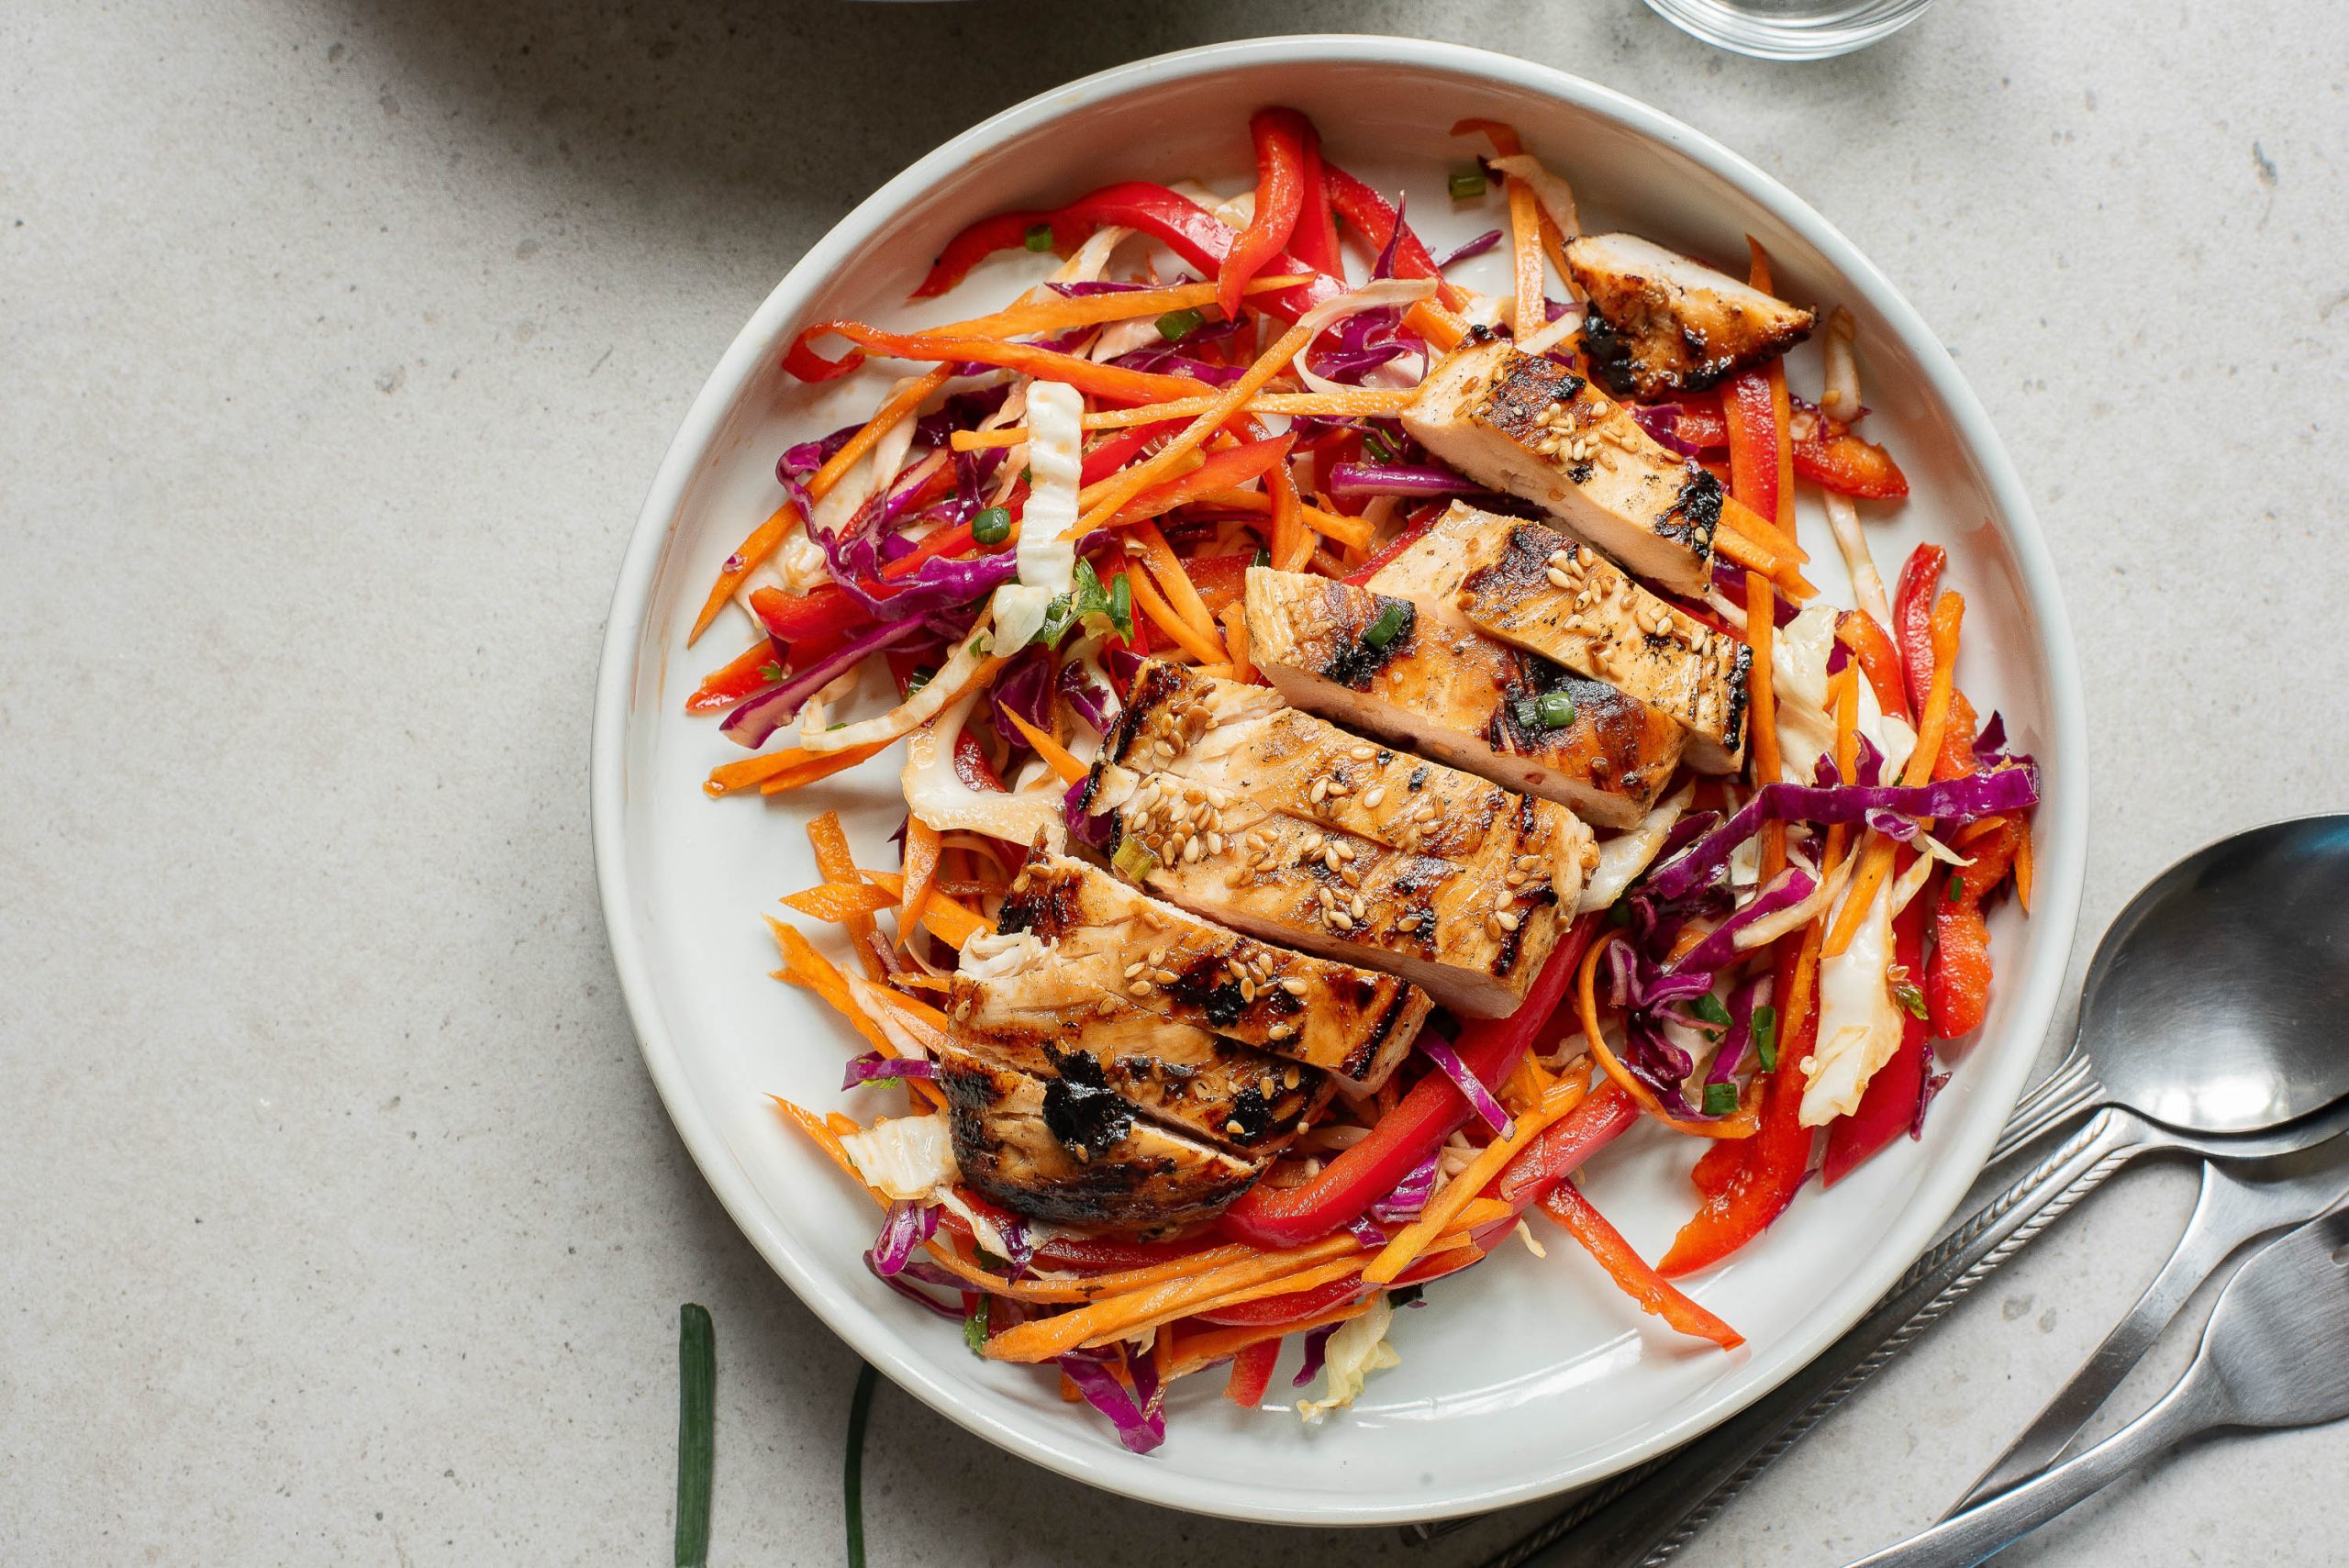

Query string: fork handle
1493 1105 2151 1568
1843 1363 2232 1567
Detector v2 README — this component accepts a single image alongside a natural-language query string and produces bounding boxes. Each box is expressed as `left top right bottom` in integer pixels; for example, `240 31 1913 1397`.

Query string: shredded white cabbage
1297 1292 1401 1422
840 1114 957 1202
1800 869 1905 1127
1486 153 1583 243
899 689 1067 848
1577 784 1693 914
1773 605 1915 786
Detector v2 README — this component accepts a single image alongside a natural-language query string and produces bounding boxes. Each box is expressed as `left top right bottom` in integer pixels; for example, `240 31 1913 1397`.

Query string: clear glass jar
1642 0 1939 60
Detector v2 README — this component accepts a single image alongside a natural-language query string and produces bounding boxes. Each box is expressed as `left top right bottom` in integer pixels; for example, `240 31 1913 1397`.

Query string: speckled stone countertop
6 1 2344 1562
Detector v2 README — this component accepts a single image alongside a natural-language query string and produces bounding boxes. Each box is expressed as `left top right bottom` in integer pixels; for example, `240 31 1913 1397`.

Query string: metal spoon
1482 815 2349 1568
1946 1147 2349 1511
1842 1207 2349 1567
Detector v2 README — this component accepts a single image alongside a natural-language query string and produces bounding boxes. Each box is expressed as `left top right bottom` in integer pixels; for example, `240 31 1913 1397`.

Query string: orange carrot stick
1540 1182 1743 1349
896 817 942 951
687 504 798 646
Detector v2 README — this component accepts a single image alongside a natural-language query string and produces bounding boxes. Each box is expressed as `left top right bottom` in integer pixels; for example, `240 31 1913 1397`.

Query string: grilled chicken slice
1078 660 1593 1018
1401 339 1721 595
930 1042 1261 1231
1373 505 1747 773
1562 232 1816 400
1243 564 1686 829
988 851 1430 1092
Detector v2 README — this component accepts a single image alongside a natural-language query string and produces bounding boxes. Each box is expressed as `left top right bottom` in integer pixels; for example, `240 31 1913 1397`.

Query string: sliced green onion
1753 1005 1779 1071
1022 222 1053 252
1608 900 1633 928
844 1362 877 1568
904 663 937 696
1112 836 1159 884
675 1304 715 1568
1890 965 1929 1020
1691 991 1733 1029
1536 691 1577 729
1253 544 1271 569
1449 170 1488 202
1360 427 1401 463
1514 695 1542 730
1945 873 1965 903
1362 601 1409 650
1702 1081 1740 1118
972 506 1012 546
1107 572 1133 639
1156 307 1205 342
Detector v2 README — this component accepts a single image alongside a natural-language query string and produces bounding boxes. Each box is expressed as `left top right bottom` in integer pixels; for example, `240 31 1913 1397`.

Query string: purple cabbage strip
1063 775 1111 849
1644 768 2042 904
1710 557 1799 627
1368 1150 1441 1226
1126 1339 1164 1421
780 424 858 484
1706 973 1767 1088
866 1260 963 1320
988 644 1058 750
1326 462 1481 498
1108 343 1249 386
1058 660 1118 736
719 617 922 750
1865 808 1920 842
1292 1323 1341 1388
1417 1036 1513 1139
1632 404 1711 460
1370 195 1408 281
868 1200 941 1278
1657 865 1819 995
1057 1348 1165 1454
1345 1214 1391 1249
1431 228 1505 270
841 1051 939 1091
1618 1013 1701 1118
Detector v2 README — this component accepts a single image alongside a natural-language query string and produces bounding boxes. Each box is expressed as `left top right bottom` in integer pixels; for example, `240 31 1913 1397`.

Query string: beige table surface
6 0 2346 1562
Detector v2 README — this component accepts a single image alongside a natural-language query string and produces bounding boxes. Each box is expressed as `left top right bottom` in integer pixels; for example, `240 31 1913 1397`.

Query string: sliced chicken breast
1562 231 1816 400
1401 339 1720 594
1078 660 1593 1018
930 1041 1262 1231
1242 564 1686 829
988 851 1430 1092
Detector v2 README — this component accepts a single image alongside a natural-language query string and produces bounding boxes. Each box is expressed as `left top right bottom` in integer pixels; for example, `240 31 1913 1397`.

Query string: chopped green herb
1702 1081 1740 1118
1032 592 1077 648
1753 1005 1779 1070
1691 992 1733 1029
844 1362 877 1568
967 633 988 657
962 1296 990 1355
972 505 1012 546
1112 836 1160 884
1536 690 1577 729
757 661 786 684
1156 307 1205 342
1022 222 1053 252
1514 695 1542 730
971 1245 1011 1273
905 663 937 695
1889 964 1929 1021
1449 169 1489 202
674 1304 715 1568
1945 872 1965 903
1360 427 1402 464
1363 600 1410 650
1608 900 1633 928
827 721 847 731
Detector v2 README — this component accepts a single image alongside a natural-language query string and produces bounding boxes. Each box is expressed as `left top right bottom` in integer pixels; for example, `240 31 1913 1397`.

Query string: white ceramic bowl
592 36 2086 1526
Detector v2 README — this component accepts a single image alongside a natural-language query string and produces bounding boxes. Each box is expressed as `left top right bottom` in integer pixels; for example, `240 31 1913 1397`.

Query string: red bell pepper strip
1540 1182 1745 1349
1721 366 1783 532
910 181 1341 320
1194 1275 1361 1328
1319 161 1472 312
1109 434 1295 528
1342 504 1442 585
687 637 786 714
1821 860 1932 1185
1219 914 1602 1249
1223 1338 1280 1407
1495 1082 1639 1215
1792 405 1909 498
1688 1137 1742 1198
749 584 874 645
1181 552 1257 617
1836 609 1911 723
1289 118 1341 276
1892 543 1946 717
1659 934 1821 1277
1219 109 1308 318
1928 815 2022 1040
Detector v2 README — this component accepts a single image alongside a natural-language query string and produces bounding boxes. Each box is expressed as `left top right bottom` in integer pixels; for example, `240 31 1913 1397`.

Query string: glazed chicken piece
1076 660 1593 1018
1561 231 1815 400
1401 340 1720 595
1242 562 1686 829
1369 505 1748 774
984 851 1431 1093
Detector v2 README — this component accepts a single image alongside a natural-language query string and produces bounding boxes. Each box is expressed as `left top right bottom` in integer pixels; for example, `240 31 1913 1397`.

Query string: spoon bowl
2076 815 2349 1135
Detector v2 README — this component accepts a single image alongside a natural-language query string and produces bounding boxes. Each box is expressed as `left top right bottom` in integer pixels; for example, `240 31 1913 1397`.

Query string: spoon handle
1842 1358 2232 1567
1485 1106 2151 1568
1947 1152 2349 1510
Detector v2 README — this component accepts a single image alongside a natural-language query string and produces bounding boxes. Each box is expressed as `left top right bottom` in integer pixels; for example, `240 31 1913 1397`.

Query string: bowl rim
591 33 2088 1525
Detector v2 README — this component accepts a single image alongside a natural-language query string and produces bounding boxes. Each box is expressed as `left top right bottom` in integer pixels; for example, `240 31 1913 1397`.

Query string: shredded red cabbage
1058 660 1118 736
866 1260 963 1319
1417 1035 1513 1139
987 644 1058 754
1431 228 1504 270
1057 1346 1166 1453
1709 558 1799 626
1644 767 2041 904
842 1051 939 1091
1368 1150 1441 1225
868 1200 941 1278
1705 973 1767 1088
1631 404 1709 459
720 618 923 749
1292 1322 1341 1388
1327 462 1482 498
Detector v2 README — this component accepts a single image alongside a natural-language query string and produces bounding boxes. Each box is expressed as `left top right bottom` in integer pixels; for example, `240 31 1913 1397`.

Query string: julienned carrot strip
705 737 891 797
1403 298 1468 352
1538 1182 1743 1350
1076 318 1317 536
1824 590 1964 957
797 323 1208 407
1268 450 1311 573
1131 519 1224 644
688 504 798 646
755 741 893 795
929 274 1311 343
1713 515 1814 596
779 882 900 921
1362 1079 1588 1284
999 708 1087 785
861 870 993 949
1579 931 1762 1138
1507 172 1545 340
1101 438 1292 533
948 391 1413 450
896 817 943 951
1299 505 1374 550
1128 568 1230 664
2014 821 2035 913
807 811 886 980
763 918 892 1056
770 1095 867 1186
1219 604 1255 683
808 365 953 506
